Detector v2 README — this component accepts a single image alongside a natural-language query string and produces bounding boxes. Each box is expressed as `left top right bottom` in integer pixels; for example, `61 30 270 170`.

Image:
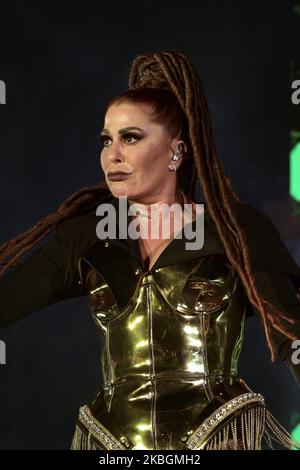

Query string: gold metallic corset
79 246 246 383
74 239 255 450
69 204 300 451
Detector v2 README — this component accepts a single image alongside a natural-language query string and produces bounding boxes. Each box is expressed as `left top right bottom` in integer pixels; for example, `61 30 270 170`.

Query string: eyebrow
99 126 146 136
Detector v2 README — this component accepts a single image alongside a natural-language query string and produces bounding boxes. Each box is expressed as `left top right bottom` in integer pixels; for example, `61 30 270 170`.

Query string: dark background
0 0 299 449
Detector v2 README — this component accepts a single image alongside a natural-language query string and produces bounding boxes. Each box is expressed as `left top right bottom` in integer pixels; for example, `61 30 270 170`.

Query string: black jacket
1 199 300 384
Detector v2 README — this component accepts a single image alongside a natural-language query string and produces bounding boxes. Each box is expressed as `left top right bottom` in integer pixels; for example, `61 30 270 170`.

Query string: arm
251 269 300 386
0 219 87 329
242 208 300 386
269 273 300 386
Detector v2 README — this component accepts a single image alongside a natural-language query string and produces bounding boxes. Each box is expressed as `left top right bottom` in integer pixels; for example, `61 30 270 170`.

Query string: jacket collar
97 196 226 271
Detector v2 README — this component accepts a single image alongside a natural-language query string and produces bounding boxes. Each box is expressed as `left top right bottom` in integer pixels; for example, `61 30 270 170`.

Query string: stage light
291 422 300 450
290 141 300 202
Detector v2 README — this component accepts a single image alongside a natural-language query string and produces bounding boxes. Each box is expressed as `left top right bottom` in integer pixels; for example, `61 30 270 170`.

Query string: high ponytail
0 49 295 361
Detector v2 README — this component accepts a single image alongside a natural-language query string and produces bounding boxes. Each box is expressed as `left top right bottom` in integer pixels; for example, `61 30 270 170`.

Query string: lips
107 171 132 181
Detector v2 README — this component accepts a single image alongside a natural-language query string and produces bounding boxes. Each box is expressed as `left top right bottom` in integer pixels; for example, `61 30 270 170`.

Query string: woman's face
99 102 185 203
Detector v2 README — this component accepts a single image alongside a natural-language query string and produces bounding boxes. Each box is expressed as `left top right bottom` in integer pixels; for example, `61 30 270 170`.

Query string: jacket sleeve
0 219 86 329
243 208 300 386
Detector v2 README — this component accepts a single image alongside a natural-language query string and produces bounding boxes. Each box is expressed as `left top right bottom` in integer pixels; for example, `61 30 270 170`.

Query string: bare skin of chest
136 199 200 271
138 236 173 271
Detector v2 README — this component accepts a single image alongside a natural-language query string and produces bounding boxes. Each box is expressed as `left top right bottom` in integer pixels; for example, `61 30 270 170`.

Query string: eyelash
99 133 141 147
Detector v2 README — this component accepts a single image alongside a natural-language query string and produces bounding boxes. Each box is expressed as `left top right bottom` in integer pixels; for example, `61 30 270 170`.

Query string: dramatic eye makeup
98 132 143 146
97 126 146 147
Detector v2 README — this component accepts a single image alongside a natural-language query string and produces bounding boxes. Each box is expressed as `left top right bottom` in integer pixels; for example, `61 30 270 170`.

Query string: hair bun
128 52 172 90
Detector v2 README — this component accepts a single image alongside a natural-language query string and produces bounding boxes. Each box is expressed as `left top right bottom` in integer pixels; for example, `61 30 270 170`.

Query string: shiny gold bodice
77 238 251 450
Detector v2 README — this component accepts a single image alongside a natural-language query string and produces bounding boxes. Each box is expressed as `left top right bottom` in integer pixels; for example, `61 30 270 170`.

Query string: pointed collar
98 196 226 271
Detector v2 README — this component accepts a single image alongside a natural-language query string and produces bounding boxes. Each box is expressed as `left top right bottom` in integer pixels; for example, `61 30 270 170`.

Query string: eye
98 135 111 147
98 132 142 148
122 133 140 144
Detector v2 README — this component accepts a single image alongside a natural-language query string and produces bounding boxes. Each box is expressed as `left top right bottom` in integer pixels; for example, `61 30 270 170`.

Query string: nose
106 140 124 163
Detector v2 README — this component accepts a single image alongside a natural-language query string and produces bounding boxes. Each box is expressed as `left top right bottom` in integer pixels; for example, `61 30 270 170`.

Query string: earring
168 149 181 172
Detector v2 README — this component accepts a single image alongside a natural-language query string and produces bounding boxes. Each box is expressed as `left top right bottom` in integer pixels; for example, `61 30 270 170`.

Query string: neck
128 190 184 218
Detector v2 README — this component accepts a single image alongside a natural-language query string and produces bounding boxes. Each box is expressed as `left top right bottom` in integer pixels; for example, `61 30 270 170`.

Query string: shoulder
56 213 99 238
55 198 119 243
204 201 268 232
54 213 101 259
205 201 300 280
235 202 280 239
233 201 269 227
235 203 300 282
211 200 281 232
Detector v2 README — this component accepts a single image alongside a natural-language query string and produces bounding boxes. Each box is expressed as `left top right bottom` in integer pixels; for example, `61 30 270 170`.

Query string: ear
170 138 187 157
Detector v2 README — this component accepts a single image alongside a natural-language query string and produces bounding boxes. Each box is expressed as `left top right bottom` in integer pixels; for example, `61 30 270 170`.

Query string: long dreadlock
0 50 296 361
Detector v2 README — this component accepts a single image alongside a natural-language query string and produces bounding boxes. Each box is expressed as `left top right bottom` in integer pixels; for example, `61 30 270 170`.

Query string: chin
110 188 132 199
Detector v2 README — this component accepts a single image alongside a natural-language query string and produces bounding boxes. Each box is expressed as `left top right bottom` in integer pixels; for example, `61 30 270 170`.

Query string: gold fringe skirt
70 392 300 451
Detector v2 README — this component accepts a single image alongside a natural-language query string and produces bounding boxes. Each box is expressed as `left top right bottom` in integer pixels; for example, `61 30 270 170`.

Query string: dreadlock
0 50 295 361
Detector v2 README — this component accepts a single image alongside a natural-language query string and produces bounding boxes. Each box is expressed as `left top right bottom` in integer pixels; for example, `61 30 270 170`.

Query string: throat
138 237 173 272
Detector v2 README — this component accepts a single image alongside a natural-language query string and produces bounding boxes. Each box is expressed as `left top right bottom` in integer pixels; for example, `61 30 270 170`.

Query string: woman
0 50 300 450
